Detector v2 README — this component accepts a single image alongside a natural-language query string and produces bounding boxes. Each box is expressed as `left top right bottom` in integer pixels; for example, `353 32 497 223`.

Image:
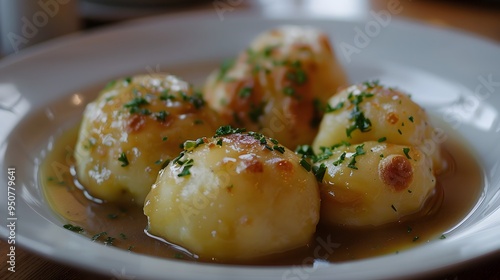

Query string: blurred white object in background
0 0 79 56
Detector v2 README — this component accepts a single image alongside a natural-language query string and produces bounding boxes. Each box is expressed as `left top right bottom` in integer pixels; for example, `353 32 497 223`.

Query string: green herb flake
238 86 252 98
295 145 316 159
118 152 129 167
398 129 402 135
283 86 295 96
91 231 107 241
273 145 285 154
326 102 344 113
178 159 194 177
408 116 414 123
391 204 397 212
299 158 312 172
439 234 446 239
214 125 246 137
216 138 223 146
162 136 168 141
312 163 327 183
119 233 127 240
159 90 175 101
332 152 347 166
403 147 412 159
124 97 149 114
217 59 235 81
160 159 171 169
248 102 266 123
407 226 413 233
155 110 169 122
63 224 84 233
412 236 420 242
104 236 115 245
127 245 134 251
378 137 387 143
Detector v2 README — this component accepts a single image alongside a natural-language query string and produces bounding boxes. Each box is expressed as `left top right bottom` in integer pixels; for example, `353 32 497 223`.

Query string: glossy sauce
40 125 483 265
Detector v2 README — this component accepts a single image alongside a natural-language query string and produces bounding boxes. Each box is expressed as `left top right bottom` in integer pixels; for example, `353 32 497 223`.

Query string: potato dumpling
314 142 436 227
312 81 445 172
204 25 348 149
144 127 320 260
74 74 222 205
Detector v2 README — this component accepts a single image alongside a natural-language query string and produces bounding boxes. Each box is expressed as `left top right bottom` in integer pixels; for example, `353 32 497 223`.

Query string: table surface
1 0 499 279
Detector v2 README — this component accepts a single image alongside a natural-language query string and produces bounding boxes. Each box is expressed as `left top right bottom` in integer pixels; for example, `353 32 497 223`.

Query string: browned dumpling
74 74 222 205
144 127 320 260
204 25 348 149
314 142 436 227
310 81 446 227
313 82 445 173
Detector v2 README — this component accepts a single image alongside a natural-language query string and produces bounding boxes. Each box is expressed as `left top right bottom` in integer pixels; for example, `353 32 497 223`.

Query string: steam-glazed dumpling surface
144 127 320 260
74 74 221 205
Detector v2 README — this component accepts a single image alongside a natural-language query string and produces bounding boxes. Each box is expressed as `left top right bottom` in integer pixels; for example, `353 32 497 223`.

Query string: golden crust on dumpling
315 142 436 227
144 128 320 260
74 74 222 205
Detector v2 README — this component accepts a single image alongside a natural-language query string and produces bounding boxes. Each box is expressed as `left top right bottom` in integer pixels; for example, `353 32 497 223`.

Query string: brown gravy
40 125 483 265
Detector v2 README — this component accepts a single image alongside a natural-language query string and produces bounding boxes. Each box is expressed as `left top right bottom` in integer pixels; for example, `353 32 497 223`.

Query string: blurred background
0 0 499 57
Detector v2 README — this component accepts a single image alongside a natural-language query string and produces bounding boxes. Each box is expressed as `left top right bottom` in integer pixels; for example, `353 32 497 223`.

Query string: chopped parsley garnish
283 86 295 96
217 59 235 81
238 86 252 98
332 152 347 166
160 89 176 101
104 236 115 245
407 226 413 233
124 97 149 114
162 136 168 141
183 138 205 151
378 137 387 142
439 234 446 239
214 125 246 137
248 102 266 123
160 159 170 169
104 80 117 90
300 158 312 172
391 204 397 212
312 163 327 183
408 116 414 123
295 145 316 159
91 231 107 241
398 129 403 135
216 138 223 146
315 147 334 162
119 233 127 240
63 224 84 233
118 152 129 167
178 159 194 177
347 144 366 170
363 80 380 89
273 145 285 154
155 110 169 122
345 91 374 137
412 236 420 242
403 147 412 159
326 101 344 113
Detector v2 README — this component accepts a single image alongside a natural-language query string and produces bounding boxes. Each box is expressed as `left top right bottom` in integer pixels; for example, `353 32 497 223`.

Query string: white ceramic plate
1 11 499 280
